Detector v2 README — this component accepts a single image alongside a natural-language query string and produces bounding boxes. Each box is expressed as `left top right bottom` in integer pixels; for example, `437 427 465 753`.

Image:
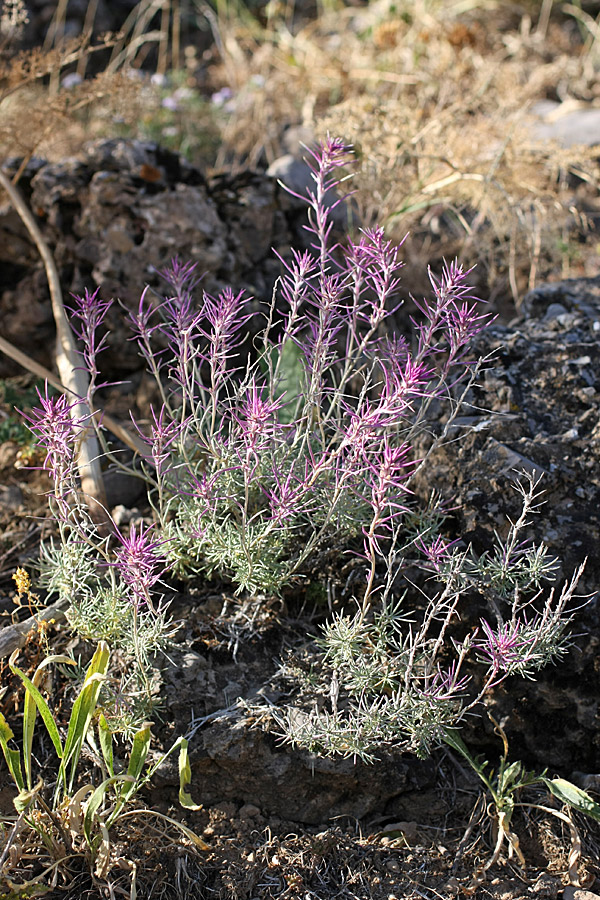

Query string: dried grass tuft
205 0 600 301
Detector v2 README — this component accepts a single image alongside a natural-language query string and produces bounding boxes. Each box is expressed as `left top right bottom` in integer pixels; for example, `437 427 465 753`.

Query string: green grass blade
120 724 152 804
442 728 471 760
178 738 201 810
0 711 24 791
443 729 495 796
22 655 75 791
83 774 134 848
9 664 64 761
22 685 35 791
98 713 114 777
62 642 110 791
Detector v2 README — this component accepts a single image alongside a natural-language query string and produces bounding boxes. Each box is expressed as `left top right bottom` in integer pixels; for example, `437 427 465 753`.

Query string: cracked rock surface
415 278 600 771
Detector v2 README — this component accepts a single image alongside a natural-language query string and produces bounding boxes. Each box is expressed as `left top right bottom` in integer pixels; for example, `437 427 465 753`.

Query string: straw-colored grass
204 0 600 301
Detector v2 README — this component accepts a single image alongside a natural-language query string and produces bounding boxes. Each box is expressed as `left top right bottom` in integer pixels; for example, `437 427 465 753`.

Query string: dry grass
203 0 600 303
0 0 200 169
5 0 598 305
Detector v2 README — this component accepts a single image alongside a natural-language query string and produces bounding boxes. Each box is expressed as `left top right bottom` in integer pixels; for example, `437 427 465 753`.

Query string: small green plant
277 472 580 761
0 642 206 893
133 70 221 165
444 718 600 888
37 537 176 735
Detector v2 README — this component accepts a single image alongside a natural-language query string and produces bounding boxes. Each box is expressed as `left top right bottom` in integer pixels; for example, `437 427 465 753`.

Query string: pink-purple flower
21 384 88 483
475 619 536 676
113 521 168 604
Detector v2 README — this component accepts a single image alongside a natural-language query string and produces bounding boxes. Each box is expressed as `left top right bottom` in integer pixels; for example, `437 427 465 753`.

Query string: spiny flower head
234 381 284 455
418 535 458 573
202 287 250 386
21 384 88 478
266 465 314 526
304 134 354 179
128 285 157 345
418 662 470 701
157 256 202 297
113 521 168 603
130 405 186 473
474 619 536 675
367 440 413 513
68 287 112 354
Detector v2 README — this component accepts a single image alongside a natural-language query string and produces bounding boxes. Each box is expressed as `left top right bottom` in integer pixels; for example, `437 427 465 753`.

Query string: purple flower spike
157 257 202 297
235 380 284 459
202 287 250 388
420 662 470 701
130 405 186 474
475 619 535 675
446 302 492 358
266 466 313 526
418 535 458 572
128 285 157 345
21 384 88 481
113 521 168 604
428 260 477 311
69 288 112 355
368 440 413 515
68 288 114 391
304 135 354 179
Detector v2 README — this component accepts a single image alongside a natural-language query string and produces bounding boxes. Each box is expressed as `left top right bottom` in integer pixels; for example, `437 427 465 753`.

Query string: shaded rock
157 624 434 825
102 468 146 508
414 276 600 772
0 139 302 378
562 889 600 900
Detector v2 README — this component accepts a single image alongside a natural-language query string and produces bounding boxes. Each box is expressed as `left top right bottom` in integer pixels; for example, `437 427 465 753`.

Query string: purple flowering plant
107 137 497 602
22 137 583 753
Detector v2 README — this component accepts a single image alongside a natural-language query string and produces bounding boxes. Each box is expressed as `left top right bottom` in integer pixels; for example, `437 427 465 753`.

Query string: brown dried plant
203 0 600 302
0 37 148 167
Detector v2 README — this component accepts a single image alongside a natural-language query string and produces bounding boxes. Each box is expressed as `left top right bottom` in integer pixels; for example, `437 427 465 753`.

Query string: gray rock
156 624 434 824
414 277 600 771
267 153 358 230
157 708 431 824
529 100 600 147
0 140 299 378
562 888 600 900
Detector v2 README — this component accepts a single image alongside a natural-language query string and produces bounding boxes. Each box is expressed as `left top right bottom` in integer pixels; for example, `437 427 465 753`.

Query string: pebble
562 888 600 900
529 100 600 147
544 302 569 321
239 803 261 819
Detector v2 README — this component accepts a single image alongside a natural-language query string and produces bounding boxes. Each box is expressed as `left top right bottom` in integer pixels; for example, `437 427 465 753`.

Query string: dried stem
0 169 108 525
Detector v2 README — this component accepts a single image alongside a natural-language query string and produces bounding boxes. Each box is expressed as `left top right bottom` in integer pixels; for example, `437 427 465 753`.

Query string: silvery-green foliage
275 474 584 762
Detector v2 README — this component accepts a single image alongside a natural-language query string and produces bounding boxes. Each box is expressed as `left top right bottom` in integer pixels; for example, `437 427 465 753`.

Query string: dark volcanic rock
415 277 600 773
0 139 296 377
155 620 434 825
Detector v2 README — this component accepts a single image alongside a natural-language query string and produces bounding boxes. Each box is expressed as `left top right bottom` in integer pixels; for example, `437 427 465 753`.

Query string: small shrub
20 136 582 769
78 138 492 602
